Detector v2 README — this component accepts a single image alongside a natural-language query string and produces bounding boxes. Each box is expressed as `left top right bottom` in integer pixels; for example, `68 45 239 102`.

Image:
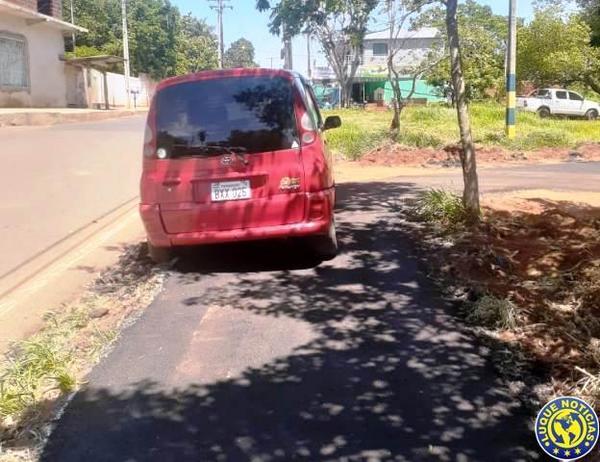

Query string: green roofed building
312 27 444 106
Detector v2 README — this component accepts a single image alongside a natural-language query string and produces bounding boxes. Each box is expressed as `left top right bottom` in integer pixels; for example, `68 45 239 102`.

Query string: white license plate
211 180 251 202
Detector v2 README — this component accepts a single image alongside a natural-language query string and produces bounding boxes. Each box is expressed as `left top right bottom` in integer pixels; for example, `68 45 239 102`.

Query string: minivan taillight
143 100 157 158
143 122 155 158
300 112 316 145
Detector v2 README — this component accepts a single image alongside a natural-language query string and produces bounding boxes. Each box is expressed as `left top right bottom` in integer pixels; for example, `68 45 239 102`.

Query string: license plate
211 180 251 202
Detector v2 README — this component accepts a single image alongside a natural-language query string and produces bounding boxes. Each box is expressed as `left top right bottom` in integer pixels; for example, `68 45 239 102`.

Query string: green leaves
518 9 600 92
224 38 258 69
419 0 507 100
64 0 218 79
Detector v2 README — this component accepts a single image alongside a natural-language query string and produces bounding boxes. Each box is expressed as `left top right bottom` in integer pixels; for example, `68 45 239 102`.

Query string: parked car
139 68 342 263
517 88 600 120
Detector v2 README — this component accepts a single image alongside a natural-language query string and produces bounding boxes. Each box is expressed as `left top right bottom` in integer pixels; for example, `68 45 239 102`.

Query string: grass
415 188 467 227
467 295 518 330
324 102 600 159
0 311 85 419
0 244 164 459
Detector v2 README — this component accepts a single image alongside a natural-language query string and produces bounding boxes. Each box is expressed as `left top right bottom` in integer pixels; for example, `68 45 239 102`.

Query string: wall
362 37 439 69
0 14 67 107
4 0 37 11
67 67 153 109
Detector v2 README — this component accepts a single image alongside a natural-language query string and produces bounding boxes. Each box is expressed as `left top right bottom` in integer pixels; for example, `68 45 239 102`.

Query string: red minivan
139 68 342 263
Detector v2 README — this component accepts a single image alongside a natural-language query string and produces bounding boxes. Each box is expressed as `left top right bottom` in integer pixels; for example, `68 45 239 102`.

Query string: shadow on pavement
42 182 541 462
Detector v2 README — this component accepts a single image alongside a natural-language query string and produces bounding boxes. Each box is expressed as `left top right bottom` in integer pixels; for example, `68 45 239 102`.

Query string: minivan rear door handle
162 179 181 187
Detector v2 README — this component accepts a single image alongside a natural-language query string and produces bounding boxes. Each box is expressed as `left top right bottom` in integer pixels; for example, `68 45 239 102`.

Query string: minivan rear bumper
140 189 334 248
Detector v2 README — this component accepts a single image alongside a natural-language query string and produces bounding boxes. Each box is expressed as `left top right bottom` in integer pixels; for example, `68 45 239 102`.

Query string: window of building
0 33 29 90
372 43 388 56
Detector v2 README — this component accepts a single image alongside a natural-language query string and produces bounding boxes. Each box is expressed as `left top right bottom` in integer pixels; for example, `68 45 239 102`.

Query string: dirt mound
432 198 600 403
361 142 600 167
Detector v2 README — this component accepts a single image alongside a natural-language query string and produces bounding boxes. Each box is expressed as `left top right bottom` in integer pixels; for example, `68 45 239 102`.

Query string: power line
208 0 233 69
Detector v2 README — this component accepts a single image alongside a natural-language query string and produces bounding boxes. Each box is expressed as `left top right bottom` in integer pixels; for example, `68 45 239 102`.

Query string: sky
172 0 539 76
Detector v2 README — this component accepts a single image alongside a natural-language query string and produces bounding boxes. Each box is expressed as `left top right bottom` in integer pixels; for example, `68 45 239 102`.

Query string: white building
311 27 441 81
359 27 440 75
0 0 85 107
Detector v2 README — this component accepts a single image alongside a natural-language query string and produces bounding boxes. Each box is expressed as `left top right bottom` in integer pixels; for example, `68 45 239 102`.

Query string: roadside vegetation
0 245 164 461
409 188 600 408
325 104 600 160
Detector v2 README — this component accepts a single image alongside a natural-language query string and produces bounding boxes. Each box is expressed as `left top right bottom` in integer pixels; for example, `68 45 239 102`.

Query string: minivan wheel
585 109 599 120
147 242 173 264
308 220 338 261
537 107 551 118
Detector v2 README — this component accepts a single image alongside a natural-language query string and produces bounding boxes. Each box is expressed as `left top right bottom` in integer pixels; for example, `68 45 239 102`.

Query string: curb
0 109 147 128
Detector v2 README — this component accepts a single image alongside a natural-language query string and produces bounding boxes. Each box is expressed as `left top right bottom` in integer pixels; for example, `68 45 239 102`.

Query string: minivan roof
156 68 303 92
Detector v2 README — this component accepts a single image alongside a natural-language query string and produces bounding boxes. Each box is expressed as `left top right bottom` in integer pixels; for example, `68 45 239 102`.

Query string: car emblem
280 176 301 190
221 154 234 166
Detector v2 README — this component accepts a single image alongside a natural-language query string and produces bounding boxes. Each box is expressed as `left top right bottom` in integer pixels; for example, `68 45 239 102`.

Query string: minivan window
155 76 298 157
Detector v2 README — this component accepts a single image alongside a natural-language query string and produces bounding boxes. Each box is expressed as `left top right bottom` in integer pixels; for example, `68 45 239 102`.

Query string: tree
518 9 600 95
256 0 378 107
445 0 479 219
536 0 600 46
62 0 120 56
177 14 219 74
224 38 258 68
126 0 181 79
384 0 443 132
64 0 218 79
417 0 508 100
578 0 600 46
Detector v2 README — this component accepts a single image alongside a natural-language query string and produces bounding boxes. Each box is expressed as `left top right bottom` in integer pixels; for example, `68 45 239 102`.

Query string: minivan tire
537 107 551 118
585 109 599 121
148 243 173 264
308 220 338 261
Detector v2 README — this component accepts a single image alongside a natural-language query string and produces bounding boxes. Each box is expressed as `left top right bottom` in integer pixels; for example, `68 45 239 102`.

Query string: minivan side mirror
323 115 342 131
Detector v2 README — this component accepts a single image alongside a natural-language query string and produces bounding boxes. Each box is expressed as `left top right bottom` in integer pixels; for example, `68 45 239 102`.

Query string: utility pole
506 0 517 139
306 32 312 79
209 0 232 69
69 0 76 51
121 0 131 109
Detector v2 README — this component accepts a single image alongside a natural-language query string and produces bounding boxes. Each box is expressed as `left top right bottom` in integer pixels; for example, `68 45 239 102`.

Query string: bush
467 295 517 329
416 189 467 226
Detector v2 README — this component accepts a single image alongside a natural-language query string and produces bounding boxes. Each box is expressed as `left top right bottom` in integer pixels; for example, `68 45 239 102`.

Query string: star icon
553 448 560 455
564 450 571 457
575 448 582 455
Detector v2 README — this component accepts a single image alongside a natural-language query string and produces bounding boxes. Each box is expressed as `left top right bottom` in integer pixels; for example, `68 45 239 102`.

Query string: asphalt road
410 161 600 194
0 116 145 279
43 181 543 462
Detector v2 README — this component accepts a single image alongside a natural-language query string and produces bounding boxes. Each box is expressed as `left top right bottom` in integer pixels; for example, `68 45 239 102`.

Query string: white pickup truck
517 88 600 120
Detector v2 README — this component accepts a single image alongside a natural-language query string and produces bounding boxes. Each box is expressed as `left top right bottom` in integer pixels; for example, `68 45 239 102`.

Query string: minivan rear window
155 76 298 157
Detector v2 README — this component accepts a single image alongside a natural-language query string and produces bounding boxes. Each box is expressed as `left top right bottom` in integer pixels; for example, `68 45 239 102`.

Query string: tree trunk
586 75 600 97
445 0 480 220
339 81 351 108
389 81 402 133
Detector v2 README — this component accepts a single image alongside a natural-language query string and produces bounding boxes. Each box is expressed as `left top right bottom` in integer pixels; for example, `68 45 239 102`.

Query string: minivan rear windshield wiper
171 144 223 156
170 144 249 164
